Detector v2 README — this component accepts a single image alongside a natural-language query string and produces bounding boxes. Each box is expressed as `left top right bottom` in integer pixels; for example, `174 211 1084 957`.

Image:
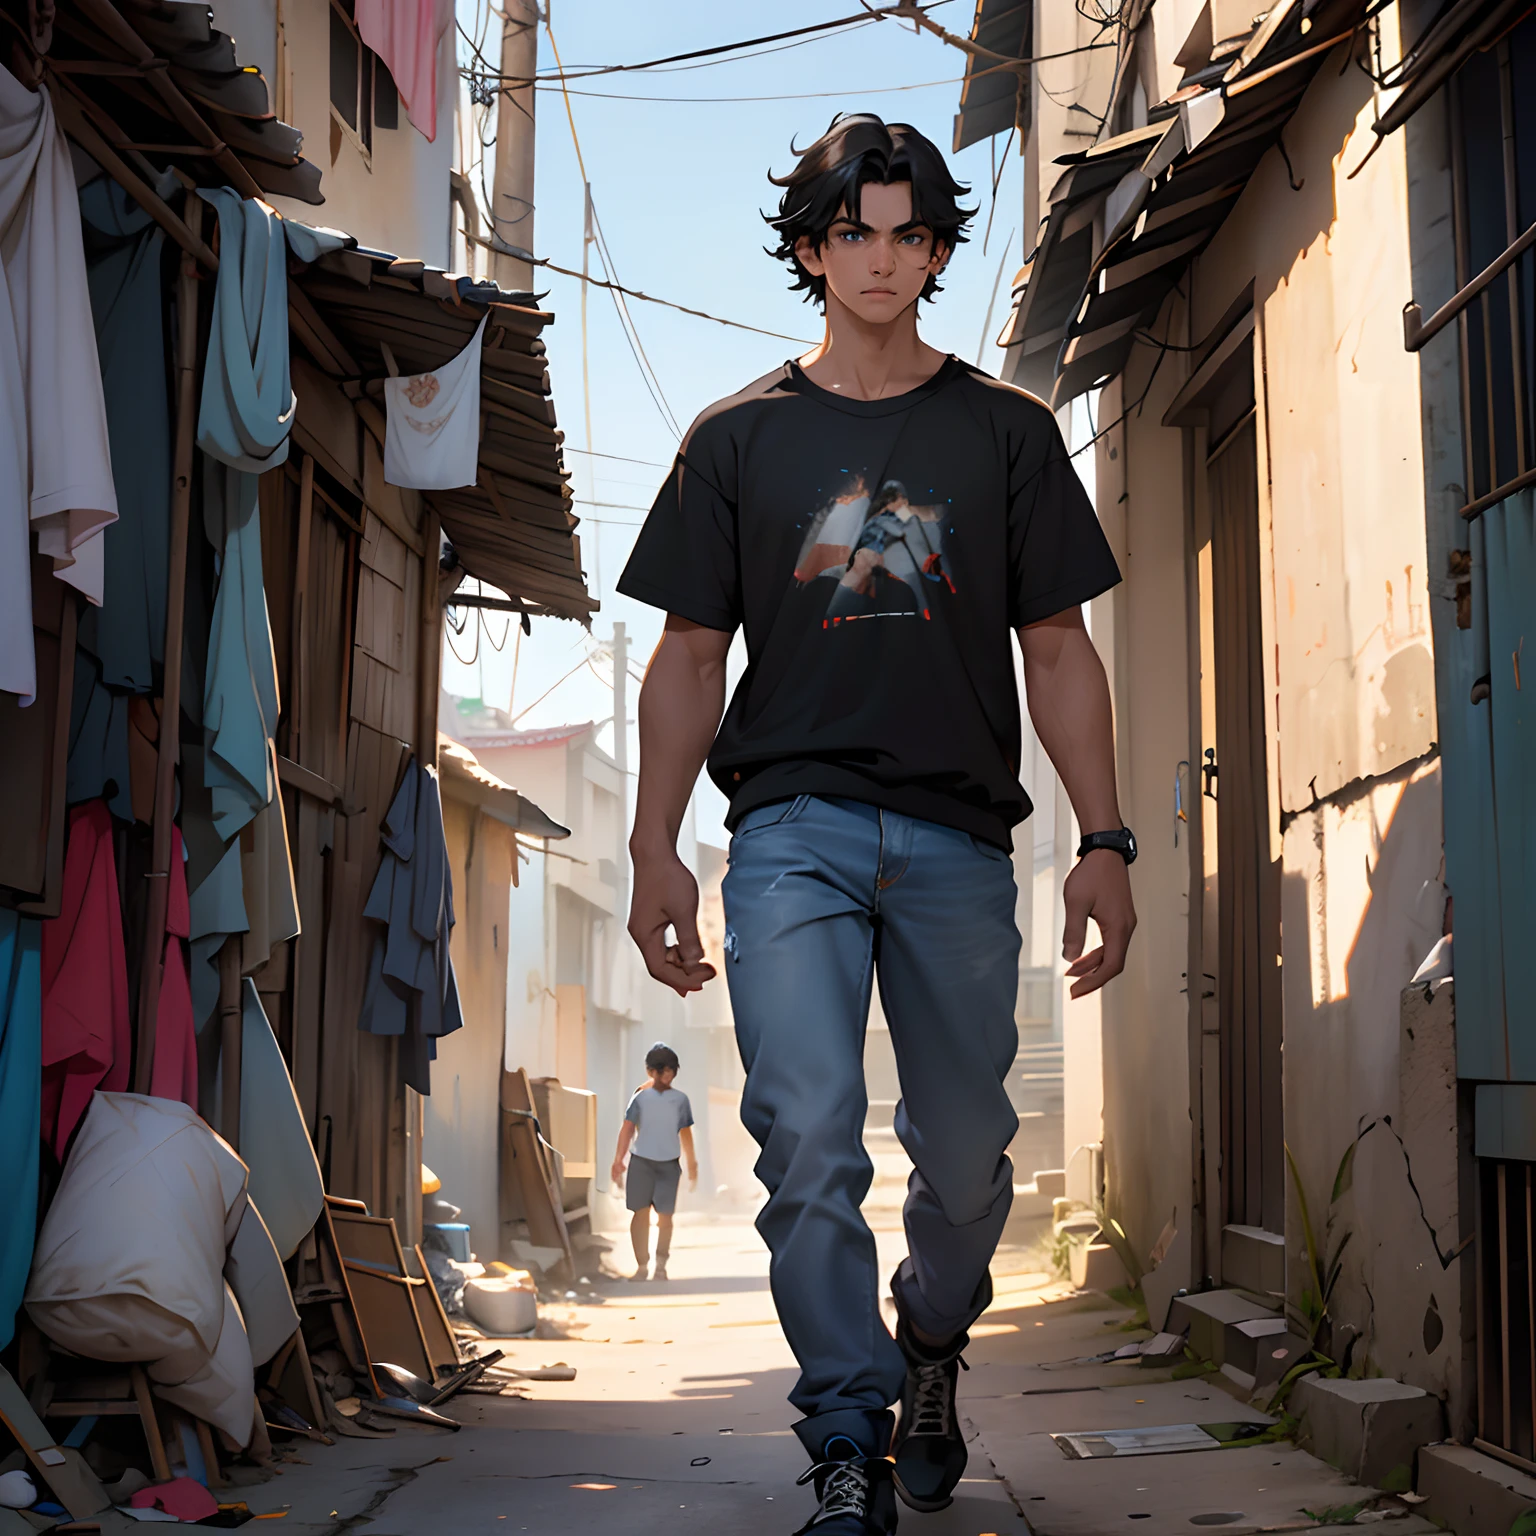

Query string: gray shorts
626 1154 682 1214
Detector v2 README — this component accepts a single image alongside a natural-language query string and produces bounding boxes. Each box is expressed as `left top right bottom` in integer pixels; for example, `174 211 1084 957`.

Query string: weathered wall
425 796 516 1260
1097 326 1198 1279
207 0 454 266
1099 19 1448 1323
1192 33 1437 814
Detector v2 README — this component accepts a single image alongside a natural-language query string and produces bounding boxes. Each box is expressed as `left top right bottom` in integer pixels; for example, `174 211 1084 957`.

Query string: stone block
1293 1374 1444 1492
1418 1442 1536 1536
1227 1315 1290 1376
1166 1289 1281 1366
1222 1224 1286 1295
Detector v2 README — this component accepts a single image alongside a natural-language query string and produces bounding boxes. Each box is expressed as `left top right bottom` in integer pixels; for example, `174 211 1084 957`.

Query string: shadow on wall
1280 763 1451 1386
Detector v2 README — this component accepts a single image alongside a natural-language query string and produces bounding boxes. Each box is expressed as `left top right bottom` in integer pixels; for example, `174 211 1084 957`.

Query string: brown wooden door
1209 413 1285 1233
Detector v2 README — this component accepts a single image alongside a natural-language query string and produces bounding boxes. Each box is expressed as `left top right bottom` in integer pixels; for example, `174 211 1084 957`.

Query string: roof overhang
292 248 595 624
437 734 570 840
1000 0 1371 407
953 0 1032 153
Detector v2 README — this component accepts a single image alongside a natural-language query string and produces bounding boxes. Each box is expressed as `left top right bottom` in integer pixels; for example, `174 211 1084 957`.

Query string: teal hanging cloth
0 910 41 1351
195 186 293 475
186 188 299 1024
192 186 289 845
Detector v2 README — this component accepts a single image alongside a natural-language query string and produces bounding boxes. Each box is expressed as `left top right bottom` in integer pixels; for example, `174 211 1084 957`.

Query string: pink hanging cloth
41 800 130 1160
355 0 455 143
149 827 198 1112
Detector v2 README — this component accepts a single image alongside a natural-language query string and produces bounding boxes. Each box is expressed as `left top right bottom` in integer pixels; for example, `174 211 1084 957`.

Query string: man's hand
687 1163 699 1192
1062 848 1136 997
610 1157 626 1187
628 849 717 997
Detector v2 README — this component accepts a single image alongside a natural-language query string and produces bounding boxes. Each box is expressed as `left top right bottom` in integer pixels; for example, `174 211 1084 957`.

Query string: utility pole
491 0 539 292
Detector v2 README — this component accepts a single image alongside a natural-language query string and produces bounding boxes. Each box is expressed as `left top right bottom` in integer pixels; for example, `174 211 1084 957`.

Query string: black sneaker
889 1284 971 1511
793 1453 898 1534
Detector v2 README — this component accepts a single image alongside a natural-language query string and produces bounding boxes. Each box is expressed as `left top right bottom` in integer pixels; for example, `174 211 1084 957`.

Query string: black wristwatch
1077 827 1138 865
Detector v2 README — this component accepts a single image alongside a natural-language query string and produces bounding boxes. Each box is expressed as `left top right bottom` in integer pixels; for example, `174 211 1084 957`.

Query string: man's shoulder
683 366 797 445
948 360 1058 429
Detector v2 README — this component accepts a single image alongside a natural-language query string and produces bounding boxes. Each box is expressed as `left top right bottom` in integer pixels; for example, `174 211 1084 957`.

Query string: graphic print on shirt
793 473 956 623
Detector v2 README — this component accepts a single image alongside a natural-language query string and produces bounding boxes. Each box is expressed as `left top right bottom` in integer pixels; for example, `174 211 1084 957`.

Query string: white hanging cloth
0 62 118 702
383 313 487 490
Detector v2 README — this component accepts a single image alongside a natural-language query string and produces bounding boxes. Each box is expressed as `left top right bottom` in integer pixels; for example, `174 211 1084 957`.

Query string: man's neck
797 295 948 402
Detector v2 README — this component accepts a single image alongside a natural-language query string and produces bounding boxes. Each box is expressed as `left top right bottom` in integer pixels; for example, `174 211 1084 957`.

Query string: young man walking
618 115 1137 1535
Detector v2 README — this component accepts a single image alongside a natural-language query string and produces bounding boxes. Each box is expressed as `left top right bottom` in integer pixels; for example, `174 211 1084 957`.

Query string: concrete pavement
228 1208 1431 1535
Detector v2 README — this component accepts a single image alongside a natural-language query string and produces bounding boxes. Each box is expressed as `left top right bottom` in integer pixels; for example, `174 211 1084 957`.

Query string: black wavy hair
645 1042 680 1073
766 114 975 308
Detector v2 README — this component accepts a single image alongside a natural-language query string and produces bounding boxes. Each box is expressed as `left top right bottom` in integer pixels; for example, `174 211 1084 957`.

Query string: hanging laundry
180 743 251 1036
0 63 117 703
195 187 294 476
355 0 455 143
209 982 324 1262
40 800 131 1162
149 826 198 1113
80 173 174 693
201 459 282 840
66 648 134 822
358 757 463 1094
383 313 487 490
0 911 41 1351
239 742 300 976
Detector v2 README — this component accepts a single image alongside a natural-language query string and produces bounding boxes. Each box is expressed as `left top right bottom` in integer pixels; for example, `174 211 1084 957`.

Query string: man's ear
931 238 953 277
794 232 827 278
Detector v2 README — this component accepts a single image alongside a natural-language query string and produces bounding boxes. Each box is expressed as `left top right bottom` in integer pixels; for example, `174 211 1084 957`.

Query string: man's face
795 181 948 324
652 1066 677 1089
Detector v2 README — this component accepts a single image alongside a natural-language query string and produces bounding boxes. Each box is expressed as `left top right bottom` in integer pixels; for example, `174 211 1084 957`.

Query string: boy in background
611 1042 698 1280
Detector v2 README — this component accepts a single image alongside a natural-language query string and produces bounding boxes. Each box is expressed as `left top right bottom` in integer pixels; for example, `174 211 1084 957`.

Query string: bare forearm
631 619 729 858
1019 613 1121 832
679 1126 697 1169
614 1121 636 1164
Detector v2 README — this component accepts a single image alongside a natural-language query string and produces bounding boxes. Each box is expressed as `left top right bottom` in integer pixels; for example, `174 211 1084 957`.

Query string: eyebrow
829 216 932 236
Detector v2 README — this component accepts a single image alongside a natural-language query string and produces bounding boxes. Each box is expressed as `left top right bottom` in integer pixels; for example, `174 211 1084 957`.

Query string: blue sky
444 1 1028 843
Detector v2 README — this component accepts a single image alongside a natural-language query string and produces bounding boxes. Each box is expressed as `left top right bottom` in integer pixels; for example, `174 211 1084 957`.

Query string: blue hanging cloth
0 910 41 1351
358 759 464 1094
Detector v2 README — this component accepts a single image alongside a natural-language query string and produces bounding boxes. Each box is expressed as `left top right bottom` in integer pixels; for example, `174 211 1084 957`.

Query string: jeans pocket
967 832 1013 864
731 794 811 842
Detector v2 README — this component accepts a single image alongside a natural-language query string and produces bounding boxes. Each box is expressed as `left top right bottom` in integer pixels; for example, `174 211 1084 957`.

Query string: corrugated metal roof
291 247 595 624
1000 0 1372 405
953 0 1031 153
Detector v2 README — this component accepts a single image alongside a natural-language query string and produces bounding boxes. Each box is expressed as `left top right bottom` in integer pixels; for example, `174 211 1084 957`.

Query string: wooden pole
133 197 202 1095
290 454 314 767
218 937 242 1152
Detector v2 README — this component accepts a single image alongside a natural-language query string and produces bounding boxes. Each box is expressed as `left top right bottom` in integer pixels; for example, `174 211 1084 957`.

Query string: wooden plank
360 512 410 586
0 1366 112 1518
411 1243 461 1372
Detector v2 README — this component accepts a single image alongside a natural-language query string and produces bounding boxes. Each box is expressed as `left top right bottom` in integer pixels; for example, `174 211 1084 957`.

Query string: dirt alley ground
229 1207 1440 1536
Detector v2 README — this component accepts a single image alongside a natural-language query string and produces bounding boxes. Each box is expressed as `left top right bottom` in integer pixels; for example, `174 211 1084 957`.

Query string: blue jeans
721 795 1021 1460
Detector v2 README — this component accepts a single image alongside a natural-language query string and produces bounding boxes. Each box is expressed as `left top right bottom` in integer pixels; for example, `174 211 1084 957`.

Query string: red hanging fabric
149 826 197 1112
41 800 129 1159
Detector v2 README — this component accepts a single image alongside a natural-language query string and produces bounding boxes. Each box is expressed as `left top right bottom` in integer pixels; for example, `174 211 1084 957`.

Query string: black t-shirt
616 356 1120 849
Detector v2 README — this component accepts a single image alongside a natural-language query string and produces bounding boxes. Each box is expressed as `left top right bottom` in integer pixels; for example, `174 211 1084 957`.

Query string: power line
544 20 681 439
534 254 816 344
562 447 671 469
467 6 917 85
